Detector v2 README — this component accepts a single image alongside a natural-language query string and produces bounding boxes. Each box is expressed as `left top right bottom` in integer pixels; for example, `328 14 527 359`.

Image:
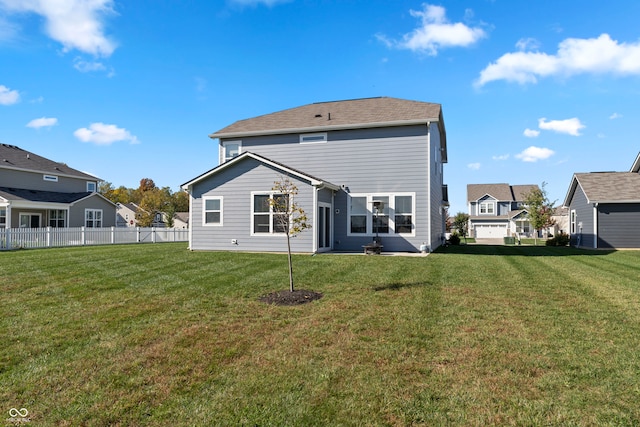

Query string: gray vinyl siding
69 195 116 227
223 125 436 252
189 157 315 253
568 185 595 248
428 122 444 250
597 204 640 248
0 168 96 193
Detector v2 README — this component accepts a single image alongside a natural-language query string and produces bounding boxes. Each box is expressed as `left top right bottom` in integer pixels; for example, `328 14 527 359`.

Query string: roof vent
315 114 322 118
26 154 30 159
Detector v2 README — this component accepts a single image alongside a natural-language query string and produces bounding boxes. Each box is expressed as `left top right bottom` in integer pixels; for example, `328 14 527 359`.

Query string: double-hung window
348 193 415 236
221 141 241 163
0 209 6 228
479 201 495 215
49 210 66 227
203 197 223 226
85 209 102 228
252 192 288 234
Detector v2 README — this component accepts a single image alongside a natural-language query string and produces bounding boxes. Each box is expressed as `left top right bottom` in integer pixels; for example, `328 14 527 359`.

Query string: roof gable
0 144 100 181
467 183 538 203
182 152 338 190
565 172 640 205
209 97 443 139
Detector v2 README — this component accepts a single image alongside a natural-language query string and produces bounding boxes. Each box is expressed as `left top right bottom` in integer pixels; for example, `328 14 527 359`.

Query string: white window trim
570 210 577 234
43 174 58 182
87 182 96 192
221 140 242 163
299 133 327 144
48 209 67 228
85 208 103 228
203 196 223 227
250 191 289 236
347 193 416 237
479 201 495 215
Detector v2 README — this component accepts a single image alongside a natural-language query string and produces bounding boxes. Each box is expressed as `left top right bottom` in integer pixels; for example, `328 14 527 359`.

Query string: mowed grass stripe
2 243 640 425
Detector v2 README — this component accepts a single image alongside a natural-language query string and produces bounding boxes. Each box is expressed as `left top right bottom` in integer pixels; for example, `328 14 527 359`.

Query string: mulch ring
258 289 323 306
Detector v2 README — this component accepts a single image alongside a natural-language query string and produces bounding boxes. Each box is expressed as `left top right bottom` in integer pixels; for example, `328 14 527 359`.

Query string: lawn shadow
373 282 431 291
435 244 616 257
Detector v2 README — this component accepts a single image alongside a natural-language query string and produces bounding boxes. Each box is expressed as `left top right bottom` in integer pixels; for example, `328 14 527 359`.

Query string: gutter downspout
593 202 598 249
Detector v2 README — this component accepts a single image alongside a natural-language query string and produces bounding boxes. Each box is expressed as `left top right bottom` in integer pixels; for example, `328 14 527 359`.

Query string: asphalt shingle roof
210 97 443 138
574 172 640 202
0 187 92 203
467 183 538 203
0 144 99 180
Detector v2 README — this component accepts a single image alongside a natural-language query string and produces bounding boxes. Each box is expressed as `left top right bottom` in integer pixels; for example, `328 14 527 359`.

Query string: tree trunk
287 234 294 292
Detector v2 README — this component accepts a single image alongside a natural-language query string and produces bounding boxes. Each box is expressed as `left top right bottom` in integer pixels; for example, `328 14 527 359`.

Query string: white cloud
379 4 486 55
476 33 640 86
492 154 509 161
0 0 117 56
609 112 622 119
0 84 19 105
523 128 540 138
74 123 139 145
515 37 540 51
467 162 481 170
26 117 58 129
515 146 554 162
73 57 106 72
538 117 585 136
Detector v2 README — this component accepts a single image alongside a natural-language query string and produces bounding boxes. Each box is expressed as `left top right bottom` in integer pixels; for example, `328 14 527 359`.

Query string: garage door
475 224 507 238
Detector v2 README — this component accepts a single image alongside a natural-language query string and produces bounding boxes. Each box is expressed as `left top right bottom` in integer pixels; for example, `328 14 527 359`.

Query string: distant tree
136 187 168 227
453 212 470 243
269 176 310 292
164 203 176 228
98 181 114 196
523 182 556 245
172 190 189 212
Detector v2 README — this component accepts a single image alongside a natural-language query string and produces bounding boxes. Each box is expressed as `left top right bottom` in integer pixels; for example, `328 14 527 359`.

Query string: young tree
452 212 470 243
269 176 310 292
523 182 556 245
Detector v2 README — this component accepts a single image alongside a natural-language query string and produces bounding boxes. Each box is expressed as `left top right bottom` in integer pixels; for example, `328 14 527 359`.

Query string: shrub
448 233 461 245
546 232 570 246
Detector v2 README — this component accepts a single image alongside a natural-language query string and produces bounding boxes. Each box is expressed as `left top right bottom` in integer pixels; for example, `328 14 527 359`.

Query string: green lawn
2 243 640 426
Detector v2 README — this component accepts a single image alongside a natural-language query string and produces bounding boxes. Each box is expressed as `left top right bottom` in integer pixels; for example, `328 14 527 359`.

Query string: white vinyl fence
0 226 188 250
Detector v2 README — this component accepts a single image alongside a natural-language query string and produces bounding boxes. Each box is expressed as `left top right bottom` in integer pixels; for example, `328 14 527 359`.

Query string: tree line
98 178 189 228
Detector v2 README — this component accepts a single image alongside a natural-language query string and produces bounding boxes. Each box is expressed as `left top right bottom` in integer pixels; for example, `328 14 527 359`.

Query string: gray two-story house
182 97 448 253
563 152 640 249
0 144 115 228
467 183 538 239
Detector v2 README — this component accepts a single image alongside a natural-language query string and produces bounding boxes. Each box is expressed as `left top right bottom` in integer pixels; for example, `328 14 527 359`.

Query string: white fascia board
209 119 435 140
9 200 70 209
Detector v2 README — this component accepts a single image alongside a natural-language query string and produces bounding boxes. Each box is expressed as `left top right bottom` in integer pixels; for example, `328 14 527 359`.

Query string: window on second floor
300 133 327 144
221 141 241 163
87 182 96 192
479 201 495 215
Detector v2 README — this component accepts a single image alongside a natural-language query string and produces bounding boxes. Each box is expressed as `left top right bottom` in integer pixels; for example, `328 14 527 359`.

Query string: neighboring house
467 183 539 239
0 144 115 228
116 202 139 227
116 202 167 228
563 152 640 249
173 212 189 229
551 206 570 236
181 97 448 253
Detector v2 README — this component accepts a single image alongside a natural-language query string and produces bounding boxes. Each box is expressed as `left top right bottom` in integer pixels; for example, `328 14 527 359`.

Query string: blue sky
2 0 640 214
